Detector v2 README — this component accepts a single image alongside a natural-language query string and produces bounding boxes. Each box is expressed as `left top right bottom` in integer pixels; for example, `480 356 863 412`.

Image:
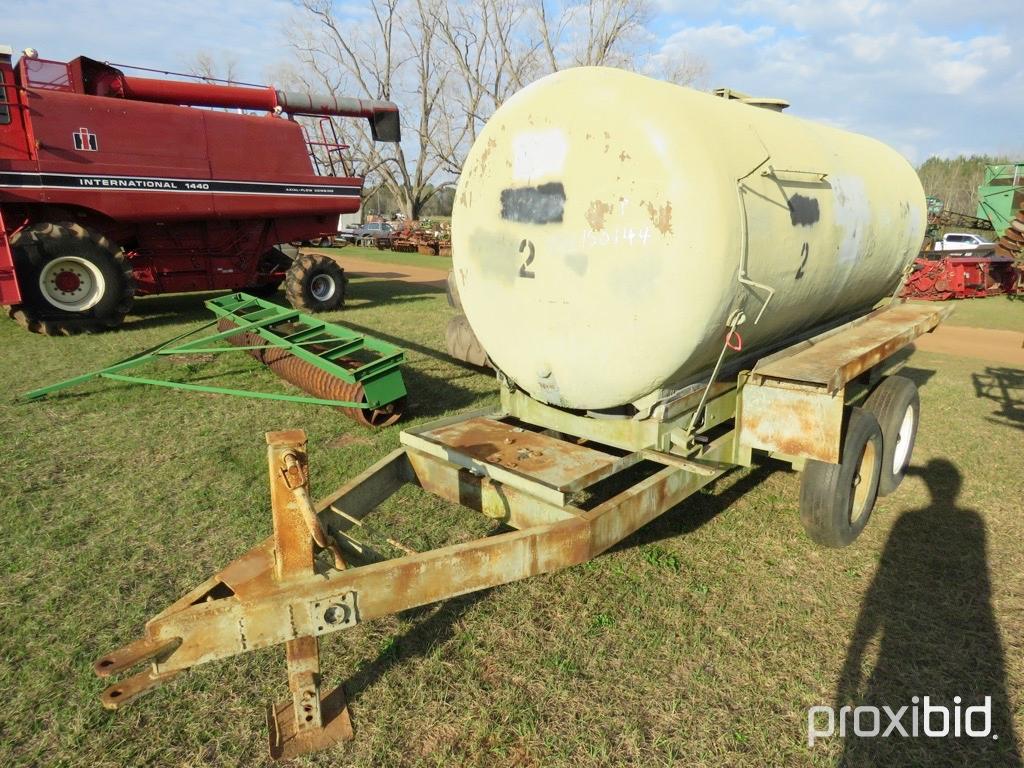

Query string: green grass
315 244 452 273
942 295 1024 332
1 277 1022 767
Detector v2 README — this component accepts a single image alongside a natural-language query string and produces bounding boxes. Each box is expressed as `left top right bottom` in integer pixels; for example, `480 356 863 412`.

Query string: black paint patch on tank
788 194 820 226
500 183 566 224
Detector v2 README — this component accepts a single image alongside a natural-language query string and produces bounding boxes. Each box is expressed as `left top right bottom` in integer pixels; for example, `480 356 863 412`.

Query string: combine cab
0 46 399 334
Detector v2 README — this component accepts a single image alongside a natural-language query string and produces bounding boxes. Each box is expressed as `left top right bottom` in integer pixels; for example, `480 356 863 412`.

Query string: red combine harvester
0 46 399 334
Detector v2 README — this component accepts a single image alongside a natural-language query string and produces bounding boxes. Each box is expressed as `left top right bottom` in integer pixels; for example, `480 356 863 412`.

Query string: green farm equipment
23 293 407 427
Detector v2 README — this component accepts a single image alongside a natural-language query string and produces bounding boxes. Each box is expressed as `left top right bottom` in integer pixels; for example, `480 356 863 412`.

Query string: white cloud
8 0 294 84
654 2 1021 162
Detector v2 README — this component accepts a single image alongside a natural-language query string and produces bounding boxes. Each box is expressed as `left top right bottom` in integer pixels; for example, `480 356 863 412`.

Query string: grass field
942 294 1024 332
1 283 1022 767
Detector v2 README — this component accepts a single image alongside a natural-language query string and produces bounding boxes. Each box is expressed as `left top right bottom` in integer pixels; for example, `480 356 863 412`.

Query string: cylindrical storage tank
452 67 925 412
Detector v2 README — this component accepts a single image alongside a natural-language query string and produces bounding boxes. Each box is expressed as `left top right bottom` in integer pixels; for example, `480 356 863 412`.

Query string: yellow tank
451 67 925 411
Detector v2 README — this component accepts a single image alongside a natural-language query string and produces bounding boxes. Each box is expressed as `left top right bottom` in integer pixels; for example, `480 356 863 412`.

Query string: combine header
0 45 399 334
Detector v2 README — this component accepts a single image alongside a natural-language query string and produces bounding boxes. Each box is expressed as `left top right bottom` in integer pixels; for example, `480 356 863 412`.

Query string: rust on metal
643 200 673 235
218 318 403 427
407 448 580 529
585 200 613 231
751 302 951 393
413 416 633 492
266 429 354 760
739 382 844 464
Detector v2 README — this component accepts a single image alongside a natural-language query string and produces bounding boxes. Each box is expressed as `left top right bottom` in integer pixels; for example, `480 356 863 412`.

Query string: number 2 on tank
518 239 536 279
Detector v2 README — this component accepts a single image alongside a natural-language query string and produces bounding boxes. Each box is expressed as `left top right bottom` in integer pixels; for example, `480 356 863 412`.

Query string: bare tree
185 51 241 83
289 0 453 221
429 0 541 175
532 0 651 70
286 0 707 217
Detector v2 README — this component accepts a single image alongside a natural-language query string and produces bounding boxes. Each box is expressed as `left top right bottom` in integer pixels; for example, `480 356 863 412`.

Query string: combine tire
285 253 347 312
446 313 489 367
863 375 919 496
6 222 134 335
799 407 883 548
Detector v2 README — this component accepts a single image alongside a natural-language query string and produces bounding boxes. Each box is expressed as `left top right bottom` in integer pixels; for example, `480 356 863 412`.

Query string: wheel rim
309 274 336 302
850 440 877 524
892 405 915 474
38 256 106 312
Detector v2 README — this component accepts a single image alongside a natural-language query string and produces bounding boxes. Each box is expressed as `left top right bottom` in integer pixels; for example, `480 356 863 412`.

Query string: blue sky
9 0 1022 164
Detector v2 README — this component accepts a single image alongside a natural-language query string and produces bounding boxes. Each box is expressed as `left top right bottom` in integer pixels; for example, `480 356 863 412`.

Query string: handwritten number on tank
518 239 536 279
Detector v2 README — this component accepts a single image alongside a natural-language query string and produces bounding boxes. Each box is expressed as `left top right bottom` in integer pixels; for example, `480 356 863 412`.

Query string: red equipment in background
901 252 1018 301
0 47 400 334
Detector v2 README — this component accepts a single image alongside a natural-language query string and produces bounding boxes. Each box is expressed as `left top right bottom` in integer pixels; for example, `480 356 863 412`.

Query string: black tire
284 253 347 312
5 222 134 335
446 313 489 367
863 375 919 496
799 407 883 548
446 270 462 310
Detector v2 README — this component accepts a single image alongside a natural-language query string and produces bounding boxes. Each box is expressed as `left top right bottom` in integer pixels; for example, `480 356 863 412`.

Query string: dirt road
319 252 448 288
915 324 1024 367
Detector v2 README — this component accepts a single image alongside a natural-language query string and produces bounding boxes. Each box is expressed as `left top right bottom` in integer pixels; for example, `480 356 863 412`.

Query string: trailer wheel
285 253 347 312
799 407 883 548
6 222 134 335
446 270 463 310
446 313 489 367
863 375 919 496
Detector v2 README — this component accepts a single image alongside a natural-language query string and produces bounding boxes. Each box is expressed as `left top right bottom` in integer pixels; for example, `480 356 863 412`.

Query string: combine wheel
445 313 489 368
799 407 883 548
6 222 134 335
863 375 919 496
285 253 347 312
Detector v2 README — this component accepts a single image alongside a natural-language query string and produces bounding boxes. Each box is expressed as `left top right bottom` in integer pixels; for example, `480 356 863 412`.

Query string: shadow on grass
118 277 445 333
121 292 221 332
608 462 779 554
400 366 494 419
895 365 938 389
972 366 1024 431
334 465 779 719
339 318 492 373
835 459 1021 767
342 588 494 712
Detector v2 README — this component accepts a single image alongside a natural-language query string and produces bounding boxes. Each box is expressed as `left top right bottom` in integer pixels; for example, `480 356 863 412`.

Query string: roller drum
217 319 403 427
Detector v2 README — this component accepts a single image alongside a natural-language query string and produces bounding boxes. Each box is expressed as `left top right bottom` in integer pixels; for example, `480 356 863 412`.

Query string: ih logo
73 127 98 151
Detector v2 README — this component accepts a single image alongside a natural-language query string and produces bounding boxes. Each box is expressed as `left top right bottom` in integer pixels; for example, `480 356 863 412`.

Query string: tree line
916 154 1014 217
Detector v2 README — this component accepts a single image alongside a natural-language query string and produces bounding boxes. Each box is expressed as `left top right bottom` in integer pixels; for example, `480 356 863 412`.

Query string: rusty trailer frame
93 301 950 760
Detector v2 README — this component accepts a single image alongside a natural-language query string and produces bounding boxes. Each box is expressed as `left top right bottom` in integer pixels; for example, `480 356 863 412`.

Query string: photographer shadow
836 459 1021 766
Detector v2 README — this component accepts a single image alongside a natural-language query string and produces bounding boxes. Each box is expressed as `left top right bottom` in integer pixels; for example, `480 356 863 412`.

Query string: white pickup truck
933 233 994 251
